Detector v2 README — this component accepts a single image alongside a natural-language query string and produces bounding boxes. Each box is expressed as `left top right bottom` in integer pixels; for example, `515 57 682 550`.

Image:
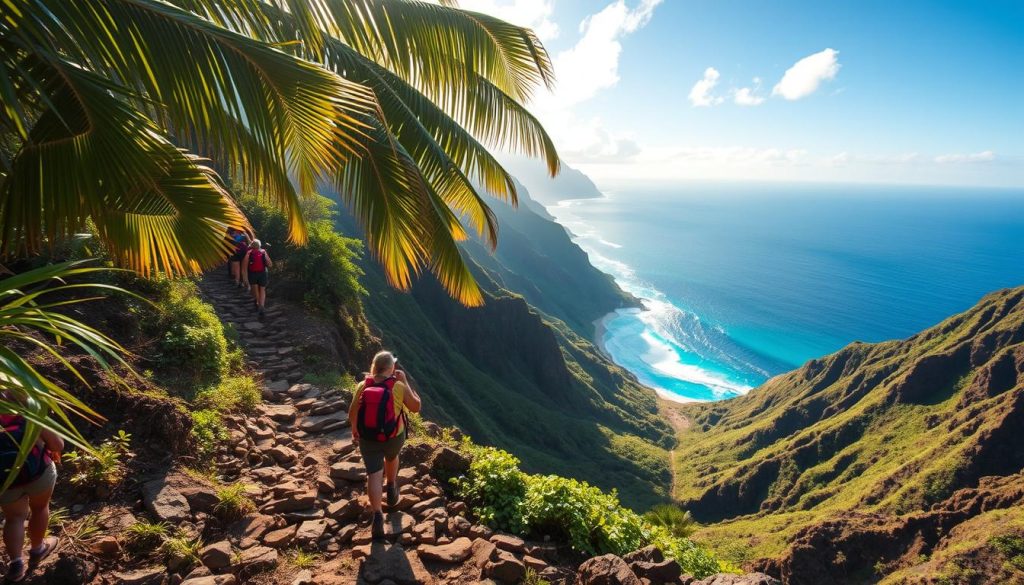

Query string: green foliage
288 549 323 569
141 279 235 392
63 430 132 490
991 534 1024 571
57 513 103 552
452 443 722 578
644 504 698 539
191 409 228 460
214 484 256 521
238 194 365 315
452 446 527 533
161 535 203 569
196 375 262 414
522 568 551 585
125 520 171 553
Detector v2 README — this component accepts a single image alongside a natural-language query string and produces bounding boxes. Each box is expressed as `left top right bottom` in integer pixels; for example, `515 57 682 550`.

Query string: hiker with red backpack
241 239 272 316
0 413 62 582
348 351 422 540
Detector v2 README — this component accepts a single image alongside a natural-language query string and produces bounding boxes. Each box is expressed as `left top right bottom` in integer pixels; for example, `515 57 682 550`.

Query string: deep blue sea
544 182 1024 402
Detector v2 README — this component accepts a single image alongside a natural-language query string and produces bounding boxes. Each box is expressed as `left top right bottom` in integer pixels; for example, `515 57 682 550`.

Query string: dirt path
658 398 692 500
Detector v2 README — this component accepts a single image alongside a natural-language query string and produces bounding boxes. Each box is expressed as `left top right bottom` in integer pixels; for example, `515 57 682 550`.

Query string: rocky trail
16 274 782 585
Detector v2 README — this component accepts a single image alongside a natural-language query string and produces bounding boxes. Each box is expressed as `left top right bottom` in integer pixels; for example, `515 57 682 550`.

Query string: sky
455 0 1024 188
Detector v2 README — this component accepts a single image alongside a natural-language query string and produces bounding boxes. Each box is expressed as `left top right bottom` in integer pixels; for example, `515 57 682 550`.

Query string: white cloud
772 48 841 100
450 0 559 40
935 150 996 164
733 87 765 106
688 67 724 107
537 0 662 109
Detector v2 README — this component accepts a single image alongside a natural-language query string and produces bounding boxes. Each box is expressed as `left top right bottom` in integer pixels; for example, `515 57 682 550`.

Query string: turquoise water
545 182 1024 402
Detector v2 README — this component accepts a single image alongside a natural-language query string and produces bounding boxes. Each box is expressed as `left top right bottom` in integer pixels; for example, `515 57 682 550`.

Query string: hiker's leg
2 498 29 560
26 486 53 550
260 285 267 307
384 455 399 487
366 470 384 513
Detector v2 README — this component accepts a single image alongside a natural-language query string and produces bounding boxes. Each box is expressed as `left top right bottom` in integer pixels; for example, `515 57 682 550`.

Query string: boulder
631 559 682 583
409 496 445 516
418 537 474 563
330 461 365 482
623 545 664 565
326 498 361 521
448 515 472 537
262 525 297 548
142 479 191 523
484 549 526 583
236 546 278 573
226 515 276 549
180 485 220 514
430 447 470 475
266 445 298 465
294 519 328 545
291 569 314 585
261 404 296 423
471 537 498 568
261 490 316 514
199 541 233 571
88 535 120 558
299 414 346 433
576 554 641 585
44 555 98 585
490 533 526 553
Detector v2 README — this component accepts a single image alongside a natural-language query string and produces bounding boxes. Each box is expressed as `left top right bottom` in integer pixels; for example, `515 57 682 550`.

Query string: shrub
161 535 203 569
141 279 234 392
214 484 256 521
452 446 527 532
991 534 1024 571
125 520 171 553
288 549 323 569
191 409 228 460
644 504 697 539
196 375 262 414
63 430 132 491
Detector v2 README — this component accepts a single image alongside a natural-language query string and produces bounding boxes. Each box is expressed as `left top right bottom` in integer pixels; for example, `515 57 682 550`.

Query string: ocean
544 182 1024 402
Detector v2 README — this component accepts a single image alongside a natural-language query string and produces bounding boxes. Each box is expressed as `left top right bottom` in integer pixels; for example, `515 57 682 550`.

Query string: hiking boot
386 482 399 508
371 511 385 541
29 536 57 567
5 558 26 583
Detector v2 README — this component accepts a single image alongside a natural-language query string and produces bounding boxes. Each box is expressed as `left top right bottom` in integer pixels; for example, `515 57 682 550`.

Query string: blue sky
459 0 1024 187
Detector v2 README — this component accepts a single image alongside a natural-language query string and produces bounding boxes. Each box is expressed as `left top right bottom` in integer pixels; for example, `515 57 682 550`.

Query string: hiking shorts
0 461 56 506
248 271 268 287
359 430 406 475
231 251 246 262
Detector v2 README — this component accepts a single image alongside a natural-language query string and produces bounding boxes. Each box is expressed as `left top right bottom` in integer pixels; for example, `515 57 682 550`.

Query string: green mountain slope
672 287 1024 583
329 180 671 510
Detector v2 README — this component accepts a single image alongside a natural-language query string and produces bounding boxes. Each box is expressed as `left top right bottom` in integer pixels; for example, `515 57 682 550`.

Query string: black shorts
248 271 268 287
231 251 246 262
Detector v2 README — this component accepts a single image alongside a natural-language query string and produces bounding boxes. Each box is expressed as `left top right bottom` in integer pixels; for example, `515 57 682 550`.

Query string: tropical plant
1 0 559 306
63 429 133 491
0 261 130 489
644 504 698 539
125 520 172 553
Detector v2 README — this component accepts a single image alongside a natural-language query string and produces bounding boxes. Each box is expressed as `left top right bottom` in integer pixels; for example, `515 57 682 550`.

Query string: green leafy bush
191 409 228 460
141 279 236 392
63 430 132 491
195 375 262 414
452 446 527 533
644 504 697 538
452 443 723 578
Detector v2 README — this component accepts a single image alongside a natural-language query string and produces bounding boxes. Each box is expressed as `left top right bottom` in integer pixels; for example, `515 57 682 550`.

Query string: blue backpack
0 415 47 487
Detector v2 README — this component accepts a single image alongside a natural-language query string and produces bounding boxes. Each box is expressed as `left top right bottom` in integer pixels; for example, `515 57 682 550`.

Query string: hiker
241 239 271 315
229 230 250 289
348 351 422 540
0 414 62 582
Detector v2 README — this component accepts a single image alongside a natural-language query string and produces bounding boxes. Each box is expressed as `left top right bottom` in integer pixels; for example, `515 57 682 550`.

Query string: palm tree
644 504 698 539
0 0 559 307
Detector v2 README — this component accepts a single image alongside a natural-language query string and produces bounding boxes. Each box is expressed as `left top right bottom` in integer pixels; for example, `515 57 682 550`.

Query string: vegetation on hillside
669 287 1024 582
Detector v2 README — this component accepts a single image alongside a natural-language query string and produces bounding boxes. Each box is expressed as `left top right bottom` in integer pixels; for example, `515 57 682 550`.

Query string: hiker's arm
395 372 421 414
265 253 272 268
348 384 363 440
241 251 251 283
40 428 63 459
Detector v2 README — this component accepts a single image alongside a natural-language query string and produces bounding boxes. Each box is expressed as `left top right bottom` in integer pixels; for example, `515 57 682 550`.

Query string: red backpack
248 249 267 272
356 377 405 442
0 415 48 487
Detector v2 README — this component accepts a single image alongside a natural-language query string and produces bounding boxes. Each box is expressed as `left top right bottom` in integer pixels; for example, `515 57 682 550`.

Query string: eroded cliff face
674 288 1024 584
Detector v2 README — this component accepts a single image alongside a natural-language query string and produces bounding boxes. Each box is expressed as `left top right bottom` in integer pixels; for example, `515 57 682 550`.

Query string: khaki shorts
0 461 56 506
359 431 406 475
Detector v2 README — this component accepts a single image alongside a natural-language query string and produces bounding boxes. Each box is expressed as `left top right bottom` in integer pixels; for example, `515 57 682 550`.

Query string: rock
330 461 365 482
114 566 166 585
326 498 362 521
523 555 548 571
291 569 313 585
485 549 526 583
261 490 316 513
236 546 278 574
631 559 682 583
263 380 289 396
409 496 444 516
693 574 780 585
267 445 298 465
45 554 98 585
418 537 474 563
471 537 498 568
287 383 315 397
184 566 212 580
299 414 346 433
242 321 264 331
227 515 276 549
181 576 237 585
262 404 296 422
180 485 220 514
358 544 436 585
448 515 472 537
384 511 415 535
89 535 120 557
576 554 641 585
281 508 325 523
431 447 470 475
490 533 526 553
249 466 286 483
295 519 328 545
199 541 233 571
143 479 191 523
262 525 297 548
623 546 665 565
